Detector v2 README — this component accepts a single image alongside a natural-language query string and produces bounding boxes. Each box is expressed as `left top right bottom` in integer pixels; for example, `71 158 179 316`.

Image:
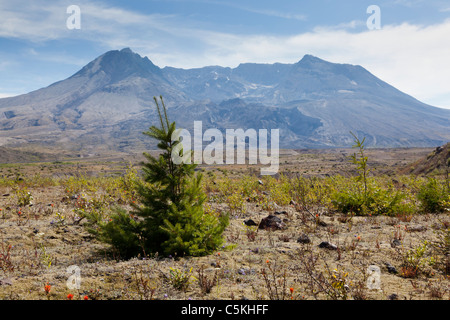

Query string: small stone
317 219 328 227
318 241 338 250
391 239 401 248
297 234 311 244
258 180 263 185
384 262 398 274
274 210 288 215
258 215 286 231
388 293 398 300
244 219 258 226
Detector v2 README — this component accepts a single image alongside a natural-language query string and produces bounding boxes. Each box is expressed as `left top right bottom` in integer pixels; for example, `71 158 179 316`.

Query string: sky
1 0 450 109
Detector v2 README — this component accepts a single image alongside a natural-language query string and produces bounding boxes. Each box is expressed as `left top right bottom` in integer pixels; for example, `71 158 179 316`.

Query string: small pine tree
133 96 229 256
350 131 370 200
93 96 228 258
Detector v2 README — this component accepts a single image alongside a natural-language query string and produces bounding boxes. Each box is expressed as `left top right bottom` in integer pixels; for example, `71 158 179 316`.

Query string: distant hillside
400 143 450 175
0 147 47 164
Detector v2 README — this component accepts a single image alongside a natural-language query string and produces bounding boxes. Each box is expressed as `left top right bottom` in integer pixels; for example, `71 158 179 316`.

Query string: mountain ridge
0 48 449 153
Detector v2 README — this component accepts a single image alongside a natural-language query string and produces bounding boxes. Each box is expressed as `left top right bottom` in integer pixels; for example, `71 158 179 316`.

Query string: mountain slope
0 48 449 152
400 143 450 175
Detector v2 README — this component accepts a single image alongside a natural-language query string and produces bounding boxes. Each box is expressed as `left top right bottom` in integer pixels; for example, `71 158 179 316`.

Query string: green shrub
332 181 408 216
331 133 412 216
15 187 33 207
91 208 143 258
163 267 196 291
417 178 447 213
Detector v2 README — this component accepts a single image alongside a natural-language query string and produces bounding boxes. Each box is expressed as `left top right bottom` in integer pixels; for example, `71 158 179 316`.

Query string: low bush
417 178 449 213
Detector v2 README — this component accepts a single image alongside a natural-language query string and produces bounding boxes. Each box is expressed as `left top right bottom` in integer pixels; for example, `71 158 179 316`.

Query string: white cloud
240 8 307 21
153 20 450 109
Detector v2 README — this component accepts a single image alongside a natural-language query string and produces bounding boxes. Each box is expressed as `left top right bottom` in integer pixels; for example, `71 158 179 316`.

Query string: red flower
290 287 294 294
67 293 74 300
84 295 89 300
44 283 51 294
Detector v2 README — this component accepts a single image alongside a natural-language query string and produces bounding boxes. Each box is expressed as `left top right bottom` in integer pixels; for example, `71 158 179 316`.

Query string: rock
258 180 263 185
297 234 311 244
317 219 328 227
391 239 401 248
274 210 288 215
244 219 258 226
318 241 338 250
384 262 398 274
388 293 399 300
258 215 286 231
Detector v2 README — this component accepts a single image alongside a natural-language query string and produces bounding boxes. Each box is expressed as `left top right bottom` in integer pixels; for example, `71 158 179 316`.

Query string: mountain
400 143 450 176
0 48 449 154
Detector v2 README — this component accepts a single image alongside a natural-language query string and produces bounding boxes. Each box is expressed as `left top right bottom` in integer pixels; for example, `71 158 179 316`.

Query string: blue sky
1 0 450 109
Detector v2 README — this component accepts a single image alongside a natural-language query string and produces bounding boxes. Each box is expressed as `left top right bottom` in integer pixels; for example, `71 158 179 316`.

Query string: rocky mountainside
0 48 449 153
400 143 450 176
